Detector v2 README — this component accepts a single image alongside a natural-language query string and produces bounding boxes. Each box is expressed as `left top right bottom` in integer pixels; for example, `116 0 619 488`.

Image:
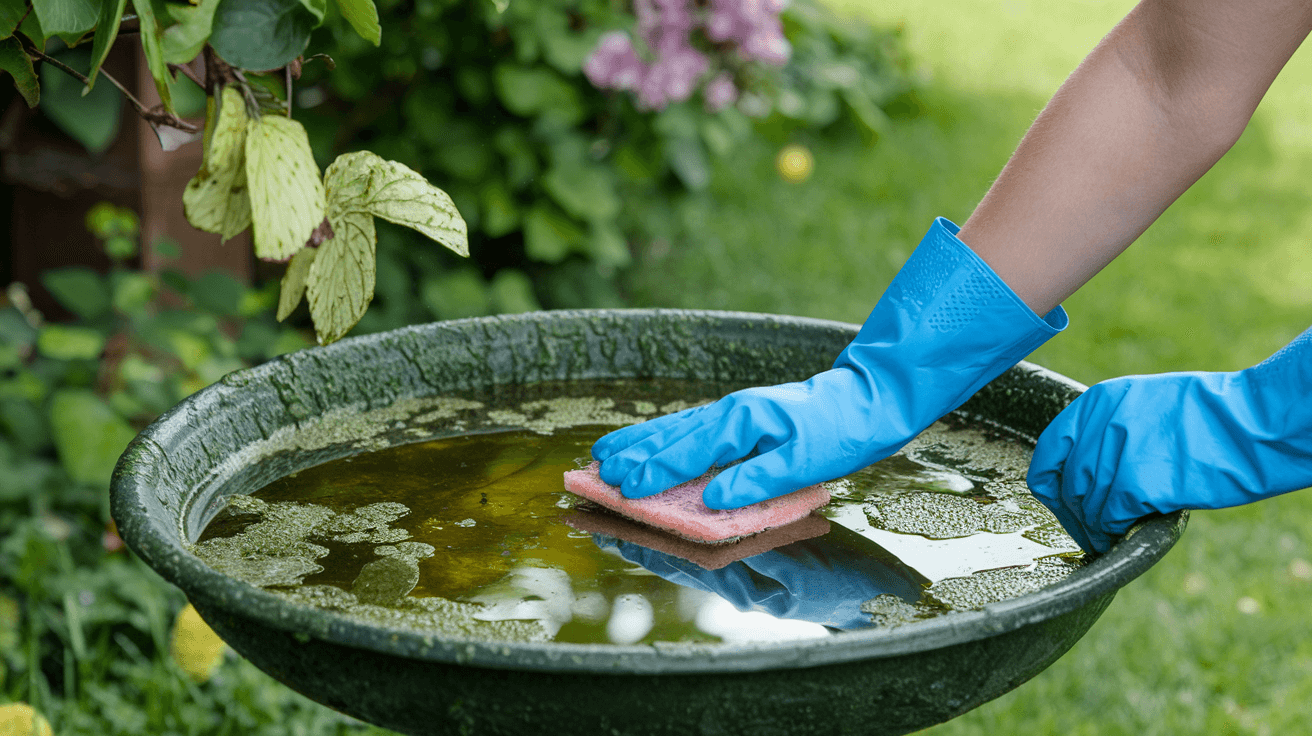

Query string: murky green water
193 379 1083 645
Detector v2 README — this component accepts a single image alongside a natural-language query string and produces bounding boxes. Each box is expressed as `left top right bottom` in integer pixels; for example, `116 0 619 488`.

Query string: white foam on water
825 505 1072 584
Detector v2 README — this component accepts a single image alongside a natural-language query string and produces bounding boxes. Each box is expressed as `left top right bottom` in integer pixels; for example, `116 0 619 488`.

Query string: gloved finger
1029 401 1105 554
597 412 716 488
702 449 810 509
612 417 758 498
591 404 711 461
1028 479 1097 552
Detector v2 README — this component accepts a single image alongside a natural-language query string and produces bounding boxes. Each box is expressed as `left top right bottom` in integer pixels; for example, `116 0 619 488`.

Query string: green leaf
184 87 252 240
161 0 220 65
523 203 583 263
32 0 98 37
245 112 324 261
110 271 156 315
48 389 137 486
665 136 709 191
276 247 316 321
533 5 594 74
18 8 44 48
324 150 469 257
0 0 27 39
297 0 324 22
36 324 105 360
840 86 891 143
306 208 374 344
489 269 540 314
419 268 488 320
191 270 246 315
41 267 110 319
209 0 315 71
588 222 631 268
479 180 519 238
332 0 378 46
0 36 37 106
542 161 620 223
86 0 128 88
131 0 172 113
492 63 583 125
40 49 121 153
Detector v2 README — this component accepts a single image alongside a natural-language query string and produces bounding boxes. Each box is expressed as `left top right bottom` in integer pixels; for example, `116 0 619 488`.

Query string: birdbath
111 309 1186 736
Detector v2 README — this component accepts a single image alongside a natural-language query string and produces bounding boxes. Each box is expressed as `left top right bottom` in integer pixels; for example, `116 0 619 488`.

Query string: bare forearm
957 0 1312 316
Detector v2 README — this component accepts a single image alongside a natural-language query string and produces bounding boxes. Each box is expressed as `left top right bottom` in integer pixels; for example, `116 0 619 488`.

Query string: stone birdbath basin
110 309 1186 736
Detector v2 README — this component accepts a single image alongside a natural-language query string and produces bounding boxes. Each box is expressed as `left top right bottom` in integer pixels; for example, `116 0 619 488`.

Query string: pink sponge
562 462 831 544
565 508 831 569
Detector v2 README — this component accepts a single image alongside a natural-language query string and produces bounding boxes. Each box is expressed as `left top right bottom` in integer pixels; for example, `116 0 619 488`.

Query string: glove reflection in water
594 520 930 633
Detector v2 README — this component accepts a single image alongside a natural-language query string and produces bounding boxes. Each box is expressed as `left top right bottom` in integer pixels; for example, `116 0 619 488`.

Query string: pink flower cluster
583 0 792 112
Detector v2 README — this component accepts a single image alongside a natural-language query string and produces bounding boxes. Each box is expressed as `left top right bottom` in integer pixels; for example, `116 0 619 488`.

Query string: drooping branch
21 37 201 134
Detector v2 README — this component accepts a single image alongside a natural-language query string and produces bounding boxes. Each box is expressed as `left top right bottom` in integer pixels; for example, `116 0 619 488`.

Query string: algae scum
192 379 1084 645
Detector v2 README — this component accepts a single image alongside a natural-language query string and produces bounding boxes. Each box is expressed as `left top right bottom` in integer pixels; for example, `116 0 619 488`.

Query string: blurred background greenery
2 0 1311 732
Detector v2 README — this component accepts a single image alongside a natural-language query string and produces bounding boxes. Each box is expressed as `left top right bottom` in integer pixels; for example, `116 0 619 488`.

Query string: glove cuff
835 216 1068 418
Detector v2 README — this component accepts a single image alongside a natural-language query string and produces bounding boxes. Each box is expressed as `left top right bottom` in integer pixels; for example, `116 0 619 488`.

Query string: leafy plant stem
168 62 204 89
22 39 201 134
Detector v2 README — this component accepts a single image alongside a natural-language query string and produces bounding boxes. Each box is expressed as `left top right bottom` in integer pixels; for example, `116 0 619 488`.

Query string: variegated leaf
182 87 252 241
245 114 326 262
305 209 375 344
276 247 318 322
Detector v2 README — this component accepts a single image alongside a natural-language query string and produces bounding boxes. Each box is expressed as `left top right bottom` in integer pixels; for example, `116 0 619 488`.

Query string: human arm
959 0 1312 315
1029 327 1312 553
593 0 1312 509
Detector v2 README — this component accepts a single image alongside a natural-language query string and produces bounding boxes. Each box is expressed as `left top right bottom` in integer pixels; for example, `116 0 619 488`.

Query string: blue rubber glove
593 217 1068 508
596 522 929 630
1028 326 1312 554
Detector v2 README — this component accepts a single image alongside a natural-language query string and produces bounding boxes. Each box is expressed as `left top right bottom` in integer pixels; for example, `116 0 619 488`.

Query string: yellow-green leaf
322 149 377 213
277 246 317 321
362 159 468 256
323 151 467 257
245 114 325 262
183 87 252 240
306 209 374 344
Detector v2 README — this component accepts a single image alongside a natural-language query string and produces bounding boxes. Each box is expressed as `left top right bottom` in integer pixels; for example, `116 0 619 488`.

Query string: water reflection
597 520 930 633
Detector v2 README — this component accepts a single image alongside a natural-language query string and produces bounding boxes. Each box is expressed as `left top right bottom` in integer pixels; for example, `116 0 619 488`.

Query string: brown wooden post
132 40 253 282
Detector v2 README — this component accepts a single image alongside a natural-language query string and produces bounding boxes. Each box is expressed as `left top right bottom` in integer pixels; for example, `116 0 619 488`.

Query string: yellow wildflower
775 144 815 183
170 603 226 683
0 703 53 736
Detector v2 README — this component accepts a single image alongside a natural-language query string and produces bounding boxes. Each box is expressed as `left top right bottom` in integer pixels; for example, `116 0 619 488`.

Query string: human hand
593 217 1067 508
1028 328 1312 553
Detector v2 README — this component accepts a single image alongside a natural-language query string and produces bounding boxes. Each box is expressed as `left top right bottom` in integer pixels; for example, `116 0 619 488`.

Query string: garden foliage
0 0 917 729
0 205 366 732
234 0 917 334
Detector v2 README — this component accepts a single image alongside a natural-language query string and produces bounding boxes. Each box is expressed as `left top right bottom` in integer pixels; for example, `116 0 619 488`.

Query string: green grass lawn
627 0 1312 732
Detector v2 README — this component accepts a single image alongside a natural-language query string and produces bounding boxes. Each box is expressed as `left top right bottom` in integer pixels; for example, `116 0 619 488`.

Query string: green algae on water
192 379 1085 645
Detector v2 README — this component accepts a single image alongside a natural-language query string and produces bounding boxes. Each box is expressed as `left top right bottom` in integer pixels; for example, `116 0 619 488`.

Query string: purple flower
661 43 709 101
703 71 738 112
705 0 743 42
743 28 791 65
584 31 646 90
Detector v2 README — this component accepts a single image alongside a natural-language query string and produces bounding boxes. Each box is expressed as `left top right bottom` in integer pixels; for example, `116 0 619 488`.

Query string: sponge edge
565 508 831 570
562 462 831 544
